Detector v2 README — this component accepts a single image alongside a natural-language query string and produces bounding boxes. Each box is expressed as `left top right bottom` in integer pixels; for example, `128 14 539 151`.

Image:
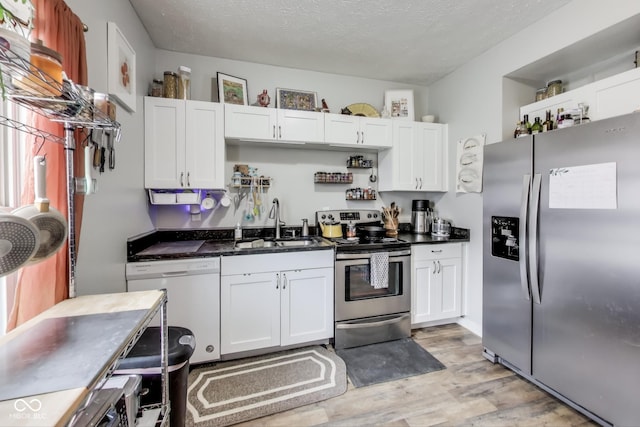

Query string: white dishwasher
126 257 220 363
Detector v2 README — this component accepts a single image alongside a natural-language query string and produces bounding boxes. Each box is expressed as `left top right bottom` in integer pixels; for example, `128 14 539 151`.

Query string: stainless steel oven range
316 209 411 349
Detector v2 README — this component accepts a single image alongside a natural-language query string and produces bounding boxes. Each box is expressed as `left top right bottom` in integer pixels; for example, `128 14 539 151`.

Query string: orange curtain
7 0 87 329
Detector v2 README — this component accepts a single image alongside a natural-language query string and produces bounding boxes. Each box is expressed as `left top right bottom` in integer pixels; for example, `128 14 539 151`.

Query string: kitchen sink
234 239 278 249
234 237 323 250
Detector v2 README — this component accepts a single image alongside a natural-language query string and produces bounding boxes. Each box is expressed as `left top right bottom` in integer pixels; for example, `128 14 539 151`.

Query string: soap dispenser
301 218 309 237
234 223 242 240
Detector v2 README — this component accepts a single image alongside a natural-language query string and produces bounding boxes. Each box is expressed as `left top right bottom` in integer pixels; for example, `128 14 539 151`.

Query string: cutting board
137 240 205 256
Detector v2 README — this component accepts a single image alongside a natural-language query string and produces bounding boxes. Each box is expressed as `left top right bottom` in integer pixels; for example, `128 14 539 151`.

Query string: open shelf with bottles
346 187 376 200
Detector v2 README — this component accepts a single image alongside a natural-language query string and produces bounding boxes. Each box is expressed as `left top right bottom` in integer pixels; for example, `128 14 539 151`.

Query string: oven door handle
335 249 411 260
335 313 410 329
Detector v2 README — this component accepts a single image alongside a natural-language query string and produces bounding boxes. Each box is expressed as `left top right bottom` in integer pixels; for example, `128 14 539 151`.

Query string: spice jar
535 88 547 102
163 71 178 98
546 80 563 97
177 65 191 100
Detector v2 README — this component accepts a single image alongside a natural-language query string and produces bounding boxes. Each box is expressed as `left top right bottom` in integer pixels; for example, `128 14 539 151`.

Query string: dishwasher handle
161 271 189 277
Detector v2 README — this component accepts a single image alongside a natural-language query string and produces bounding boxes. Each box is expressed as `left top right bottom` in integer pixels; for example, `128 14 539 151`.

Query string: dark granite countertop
127 227 334 262
397 225 470 245
127 225 470 262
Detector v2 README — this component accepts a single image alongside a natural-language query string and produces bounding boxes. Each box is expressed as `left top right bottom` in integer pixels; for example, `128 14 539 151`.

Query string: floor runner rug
336 337 446 388
186 346 346 426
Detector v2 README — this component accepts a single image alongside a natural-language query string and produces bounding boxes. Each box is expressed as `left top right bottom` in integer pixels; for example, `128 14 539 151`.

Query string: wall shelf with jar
230 176 271 188
314 172 353 184
346 155 374 168
346 187 376 200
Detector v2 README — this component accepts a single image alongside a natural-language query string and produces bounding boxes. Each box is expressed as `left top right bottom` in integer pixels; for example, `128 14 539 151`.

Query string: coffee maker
411 199 433 234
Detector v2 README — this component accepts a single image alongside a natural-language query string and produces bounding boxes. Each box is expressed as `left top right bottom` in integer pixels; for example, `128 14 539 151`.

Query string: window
0 101 28 335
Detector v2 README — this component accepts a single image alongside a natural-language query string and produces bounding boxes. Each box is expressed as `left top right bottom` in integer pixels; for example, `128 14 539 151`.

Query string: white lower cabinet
220 251 334 355
411 243 462 325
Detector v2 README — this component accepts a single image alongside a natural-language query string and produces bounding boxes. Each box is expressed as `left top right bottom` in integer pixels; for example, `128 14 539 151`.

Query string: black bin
116 326 195 427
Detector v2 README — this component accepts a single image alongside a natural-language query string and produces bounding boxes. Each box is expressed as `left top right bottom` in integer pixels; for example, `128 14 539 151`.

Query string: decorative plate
346 103 380 118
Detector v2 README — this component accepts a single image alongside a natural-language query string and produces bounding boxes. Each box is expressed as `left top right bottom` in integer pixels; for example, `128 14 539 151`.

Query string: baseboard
457 317 482 337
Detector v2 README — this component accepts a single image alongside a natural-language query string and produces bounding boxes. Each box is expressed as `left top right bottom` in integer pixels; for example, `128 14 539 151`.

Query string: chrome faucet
269 198 285 239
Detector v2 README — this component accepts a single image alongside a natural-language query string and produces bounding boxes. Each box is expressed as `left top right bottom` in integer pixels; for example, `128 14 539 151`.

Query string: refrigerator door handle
519 174 531 301
529 173 542 304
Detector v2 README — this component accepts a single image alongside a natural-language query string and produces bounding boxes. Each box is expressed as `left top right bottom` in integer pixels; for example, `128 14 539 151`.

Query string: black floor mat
336 338 446 388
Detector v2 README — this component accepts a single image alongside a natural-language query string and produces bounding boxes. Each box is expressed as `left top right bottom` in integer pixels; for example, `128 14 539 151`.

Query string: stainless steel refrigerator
483 112 640 426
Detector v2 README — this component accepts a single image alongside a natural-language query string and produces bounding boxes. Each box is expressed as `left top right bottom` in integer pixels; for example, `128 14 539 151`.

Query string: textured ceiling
130 0 573 86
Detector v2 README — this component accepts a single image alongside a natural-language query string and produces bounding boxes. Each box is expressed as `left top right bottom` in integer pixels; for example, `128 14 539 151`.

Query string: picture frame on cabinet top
217 72 248 105
107 22 136 112
276 88 318 111
384 89 414 121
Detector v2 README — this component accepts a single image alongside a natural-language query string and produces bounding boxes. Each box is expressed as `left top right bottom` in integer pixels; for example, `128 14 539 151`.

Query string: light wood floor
236 324 597 426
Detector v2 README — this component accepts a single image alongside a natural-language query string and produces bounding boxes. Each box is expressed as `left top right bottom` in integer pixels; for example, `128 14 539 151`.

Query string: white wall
428 0 640 335
151 50 431 229
65 0 156 295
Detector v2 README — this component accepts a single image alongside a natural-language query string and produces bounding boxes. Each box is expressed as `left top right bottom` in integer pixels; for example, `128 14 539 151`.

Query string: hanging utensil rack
0 44 121 298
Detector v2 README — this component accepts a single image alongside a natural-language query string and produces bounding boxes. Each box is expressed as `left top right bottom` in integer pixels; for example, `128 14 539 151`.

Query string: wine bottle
531 117 542 134
542 110 554 131
523 114 532 134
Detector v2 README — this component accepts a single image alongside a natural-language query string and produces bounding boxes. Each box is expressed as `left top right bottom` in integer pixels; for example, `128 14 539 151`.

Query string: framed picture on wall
276 88 318 111
384 89 414 120
217 72 248 105
107 22 136 112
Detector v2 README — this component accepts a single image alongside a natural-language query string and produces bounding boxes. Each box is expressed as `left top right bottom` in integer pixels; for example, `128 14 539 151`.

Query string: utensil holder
384 218 399 237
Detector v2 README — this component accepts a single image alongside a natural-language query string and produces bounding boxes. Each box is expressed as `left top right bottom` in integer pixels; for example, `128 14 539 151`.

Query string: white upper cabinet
378 121 448 192
144 97 224 189
324 113 392 149
224 104 324 144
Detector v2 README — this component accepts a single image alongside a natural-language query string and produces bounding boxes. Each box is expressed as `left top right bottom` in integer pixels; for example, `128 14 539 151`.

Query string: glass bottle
556 108 564 128
523 114 532 134
531 117 542 134
542 110 554 132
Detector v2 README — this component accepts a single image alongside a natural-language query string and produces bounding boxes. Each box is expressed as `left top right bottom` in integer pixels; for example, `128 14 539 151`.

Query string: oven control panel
316 209 380 224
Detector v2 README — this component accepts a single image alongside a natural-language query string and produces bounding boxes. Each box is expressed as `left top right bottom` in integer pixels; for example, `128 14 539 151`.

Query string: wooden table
0 290 167 426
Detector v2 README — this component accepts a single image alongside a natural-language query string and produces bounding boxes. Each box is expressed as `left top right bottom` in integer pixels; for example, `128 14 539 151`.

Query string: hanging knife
107 131 115 170
100 146 106 173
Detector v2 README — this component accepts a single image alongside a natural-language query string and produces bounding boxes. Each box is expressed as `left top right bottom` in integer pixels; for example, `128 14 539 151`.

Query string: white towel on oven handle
370 252 389 289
